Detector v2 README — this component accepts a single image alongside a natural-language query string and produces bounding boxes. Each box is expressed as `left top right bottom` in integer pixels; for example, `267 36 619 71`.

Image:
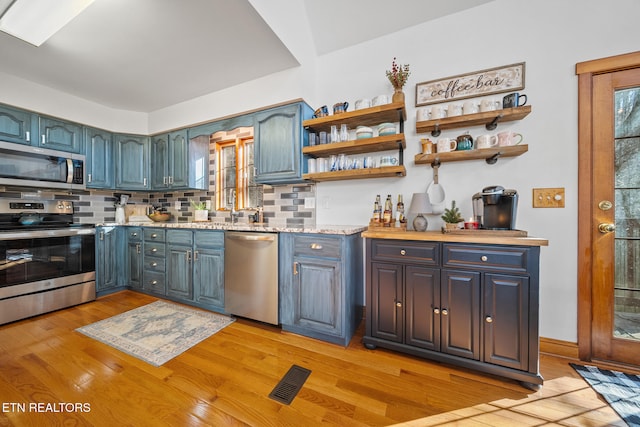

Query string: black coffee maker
473 185 518 230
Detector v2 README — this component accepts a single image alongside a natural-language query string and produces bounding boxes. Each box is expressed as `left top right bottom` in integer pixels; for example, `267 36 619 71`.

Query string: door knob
598 223 616 233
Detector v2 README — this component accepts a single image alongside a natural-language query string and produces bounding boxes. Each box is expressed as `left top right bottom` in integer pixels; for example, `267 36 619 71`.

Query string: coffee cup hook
485 113 504 131
431 123 441 137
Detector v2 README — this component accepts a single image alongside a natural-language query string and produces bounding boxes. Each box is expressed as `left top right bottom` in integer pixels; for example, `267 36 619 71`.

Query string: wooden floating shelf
303 134 406 157
303 102 407 132
415 105 532 134
303 165 406 182
414 144 528 165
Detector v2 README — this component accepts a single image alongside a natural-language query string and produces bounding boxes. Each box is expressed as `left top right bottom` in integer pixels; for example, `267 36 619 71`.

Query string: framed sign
416 62 525 107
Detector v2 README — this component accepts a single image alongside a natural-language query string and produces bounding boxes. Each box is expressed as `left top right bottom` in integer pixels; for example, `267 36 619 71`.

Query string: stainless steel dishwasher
224 231 279 325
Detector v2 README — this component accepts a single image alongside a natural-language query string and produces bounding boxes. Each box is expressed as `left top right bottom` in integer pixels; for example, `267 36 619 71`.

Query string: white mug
463 100 479 115
497 131 524 146
307 158 317 173
476 134 499 149
380 156 398 167
372 95 389 106
447 104 462 117
480 98 502 112
317 158 327 173
355 98 371 110
430 105 447 120
436 138 457 153
416 108 430 122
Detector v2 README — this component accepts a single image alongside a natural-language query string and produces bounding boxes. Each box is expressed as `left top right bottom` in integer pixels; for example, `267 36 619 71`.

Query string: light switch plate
532 188 565 208
304 198 315 209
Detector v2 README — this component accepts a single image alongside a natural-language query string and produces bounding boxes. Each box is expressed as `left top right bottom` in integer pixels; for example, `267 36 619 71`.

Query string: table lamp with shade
409 193 432 231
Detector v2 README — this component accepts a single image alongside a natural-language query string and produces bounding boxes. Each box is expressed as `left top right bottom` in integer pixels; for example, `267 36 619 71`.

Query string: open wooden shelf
414 144 528 165
303 165 406 182
416 105 531 135
303 134 406 157
303 102 406 132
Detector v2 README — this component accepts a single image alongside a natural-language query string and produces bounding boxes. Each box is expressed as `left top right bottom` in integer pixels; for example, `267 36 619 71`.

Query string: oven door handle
0 228 96 241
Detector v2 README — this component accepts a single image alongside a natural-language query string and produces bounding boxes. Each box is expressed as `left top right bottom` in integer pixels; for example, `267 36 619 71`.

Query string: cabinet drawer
144 242 165 257
195 231 224 248
127 227 142 242
293 235 341 258
167 229 193 246
443 244 529 273
371 240 439 265
144 228 166 242
144 271 165 294
144 256 165 272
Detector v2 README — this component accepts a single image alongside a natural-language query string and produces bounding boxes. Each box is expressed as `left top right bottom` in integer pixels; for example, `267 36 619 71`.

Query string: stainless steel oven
0 200 95 325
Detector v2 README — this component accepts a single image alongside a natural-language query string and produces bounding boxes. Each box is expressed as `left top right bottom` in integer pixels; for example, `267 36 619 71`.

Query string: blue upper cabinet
38 116 83 153
85 127 114 189
254 101 313 184
115 134 150 190
151 129 208 190
0 104 36 145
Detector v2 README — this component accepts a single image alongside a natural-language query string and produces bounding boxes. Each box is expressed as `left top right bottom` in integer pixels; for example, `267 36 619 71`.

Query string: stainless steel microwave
0 141 85 190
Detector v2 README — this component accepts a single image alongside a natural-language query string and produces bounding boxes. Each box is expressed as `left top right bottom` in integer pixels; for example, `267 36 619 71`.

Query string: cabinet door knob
441 309 449 315
151 233 157 238
136 244 141 254
481 255 488 262
151 262 157 267
485 316 493 323
395 302 402 307
293 261 299 275
151 280 157 285
310 243 323 250
400 249 406 255
131 232 138 237
433 308 440 314
151 248 157 253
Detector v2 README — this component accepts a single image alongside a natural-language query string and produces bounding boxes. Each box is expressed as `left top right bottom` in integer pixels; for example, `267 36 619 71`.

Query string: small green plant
441 200 464 224
190 199 206 210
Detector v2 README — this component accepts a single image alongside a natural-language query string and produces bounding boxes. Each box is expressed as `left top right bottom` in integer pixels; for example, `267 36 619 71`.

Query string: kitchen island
95 222 366 346
361 229 548 387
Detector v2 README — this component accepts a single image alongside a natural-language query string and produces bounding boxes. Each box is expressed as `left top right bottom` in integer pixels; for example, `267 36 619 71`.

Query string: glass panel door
613 86 640 340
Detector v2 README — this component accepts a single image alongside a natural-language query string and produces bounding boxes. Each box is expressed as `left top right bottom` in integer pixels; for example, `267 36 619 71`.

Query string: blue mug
313 105 329 118
503 92 527 109
333 101 349 114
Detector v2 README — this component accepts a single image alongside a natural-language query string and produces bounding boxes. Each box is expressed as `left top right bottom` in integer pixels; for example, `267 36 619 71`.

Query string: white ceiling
0 0 493 113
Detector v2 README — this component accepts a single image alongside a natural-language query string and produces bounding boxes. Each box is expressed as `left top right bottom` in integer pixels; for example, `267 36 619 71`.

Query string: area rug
570 363 640 426
76 300 235 367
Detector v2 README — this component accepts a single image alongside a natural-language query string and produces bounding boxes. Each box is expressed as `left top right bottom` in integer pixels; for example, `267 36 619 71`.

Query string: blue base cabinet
125 227 143 289
96 226 122 296
254 101 313 185
193 231 225 311
279 232 363 346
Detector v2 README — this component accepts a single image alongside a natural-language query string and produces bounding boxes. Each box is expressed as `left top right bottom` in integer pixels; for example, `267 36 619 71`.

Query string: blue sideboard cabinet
85 127 114 189
279 232 363 346
254 101 313 185
38 116 83 153
0 104 36 145
115 134 150 190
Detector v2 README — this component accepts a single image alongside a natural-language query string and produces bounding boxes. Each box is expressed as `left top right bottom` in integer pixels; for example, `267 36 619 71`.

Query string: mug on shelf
313 105 329 118
437 138 457 153
476 133 499 149
355 98 371 110
480 98 501 112
379 156 398 167
456 134 474 151
333 101 349 114
447 104 463 117
372 95 389 106
463 100 479 115
429 105 447 120
417 108 430 122
503 92 527 109
497 131 524 146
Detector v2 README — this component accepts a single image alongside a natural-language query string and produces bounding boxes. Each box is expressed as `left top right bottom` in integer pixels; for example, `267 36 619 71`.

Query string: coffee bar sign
415 62 525 107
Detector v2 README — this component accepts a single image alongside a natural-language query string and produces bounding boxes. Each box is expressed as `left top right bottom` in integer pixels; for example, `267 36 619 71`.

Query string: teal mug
456 134 474 151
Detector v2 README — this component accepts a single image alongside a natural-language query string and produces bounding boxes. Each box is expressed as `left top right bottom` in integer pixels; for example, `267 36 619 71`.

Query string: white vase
194 209 208 222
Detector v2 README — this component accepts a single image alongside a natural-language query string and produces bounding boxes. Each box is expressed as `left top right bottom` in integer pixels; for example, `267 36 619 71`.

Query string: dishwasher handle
226 233 276 242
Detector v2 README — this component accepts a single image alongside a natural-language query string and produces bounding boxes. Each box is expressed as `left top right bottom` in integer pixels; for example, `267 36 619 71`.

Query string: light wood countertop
361 230 548 247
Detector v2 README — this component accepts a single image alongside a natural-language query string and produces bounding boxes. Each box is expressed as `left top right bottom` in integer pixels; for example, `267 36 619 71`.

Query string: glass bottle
396 194 406 224
383 194 393 226
373 195 382 223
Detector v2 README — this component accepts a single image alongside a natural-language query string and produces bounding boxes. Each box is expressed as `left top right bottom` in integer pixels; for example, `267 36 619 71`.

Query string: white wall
1 0 638 342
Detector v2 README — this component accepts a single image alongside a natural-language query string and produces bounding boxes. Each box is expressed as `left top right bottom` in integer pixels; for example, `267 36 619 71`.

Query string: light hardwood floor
0 290 633 426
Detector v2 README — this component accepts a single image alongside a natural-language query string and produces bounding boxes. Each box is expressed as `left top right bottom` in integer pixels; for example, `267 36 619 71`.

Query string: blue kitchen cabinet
142 228 166 295
84 127 114 189
151 129 208 190
193 231 225 310
96 226 119 295
125 227 143 289
115 134 150 190
0 104 36 145
38 116 83 153
254 101 313 184
279 232 363 346
166 229 194 300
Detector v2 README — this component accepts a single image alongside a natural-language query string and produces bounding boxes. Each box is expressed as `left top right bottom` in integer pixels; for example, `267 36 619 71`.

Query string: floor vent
268 364 311 405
